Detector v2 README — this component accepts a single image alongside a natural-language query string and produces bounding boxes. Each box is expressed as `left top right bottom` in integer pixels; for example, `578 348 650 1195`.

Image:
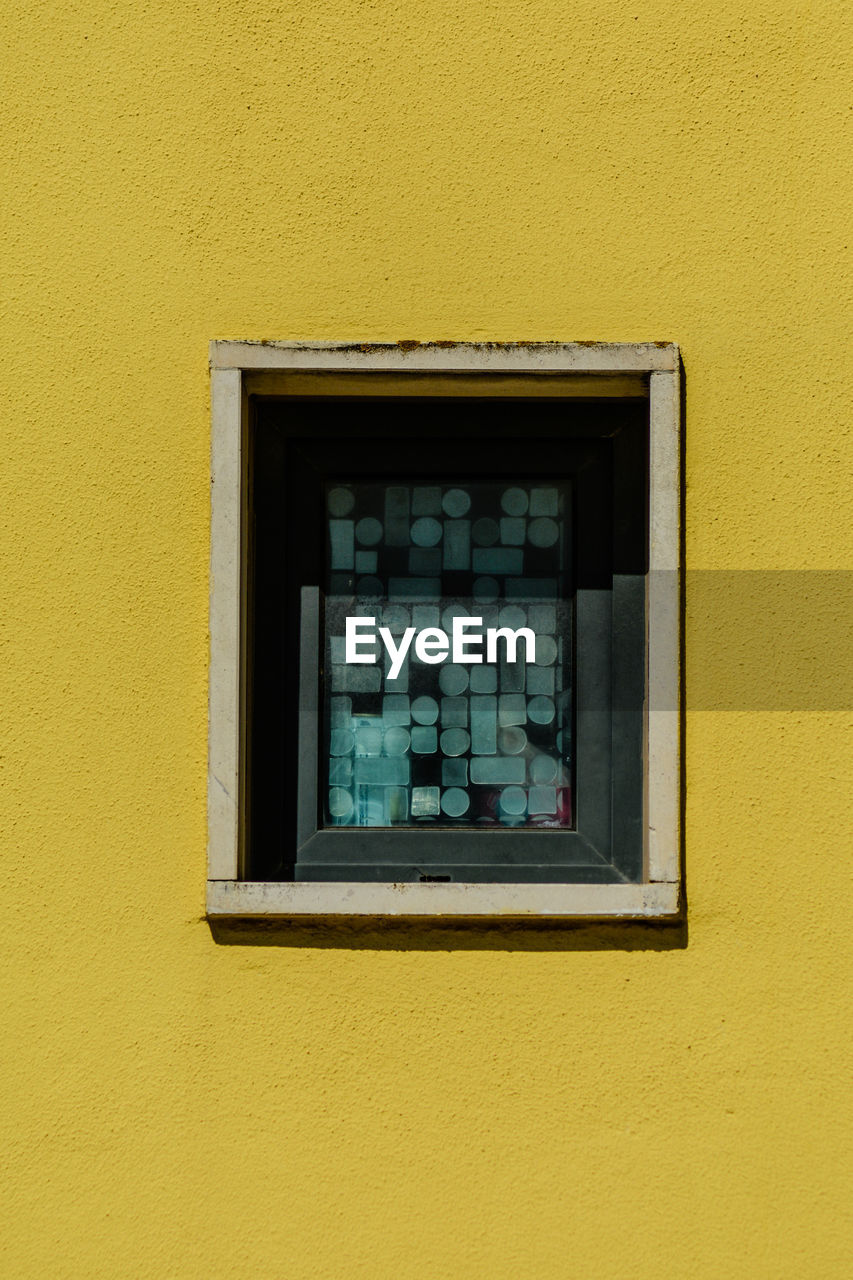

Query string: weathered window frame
207 341 681 923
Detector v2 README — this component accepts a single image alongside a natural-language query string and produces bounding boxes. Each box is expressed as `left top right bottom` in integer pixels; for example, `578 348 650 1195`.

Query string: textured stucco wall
2 2 851 1277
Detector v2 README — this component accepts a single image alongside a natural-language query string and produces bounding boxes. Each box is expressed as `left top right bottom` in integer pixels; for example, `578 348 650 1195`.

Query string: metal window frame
207 341 681 923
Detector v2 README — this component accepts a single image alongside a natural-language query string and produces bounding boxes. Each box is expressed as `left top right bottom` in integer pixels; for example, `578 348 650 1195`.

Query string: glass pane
322 482 573 828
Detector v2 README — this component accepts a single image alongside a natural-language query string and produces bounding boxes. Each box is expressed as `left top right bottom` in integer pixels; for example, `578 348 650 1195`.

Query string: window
208 342 681 923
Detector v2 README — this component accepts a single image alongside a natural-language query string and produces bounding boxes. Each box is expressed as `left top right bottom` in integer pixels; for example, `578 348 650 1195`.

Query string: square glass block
321 481 573 828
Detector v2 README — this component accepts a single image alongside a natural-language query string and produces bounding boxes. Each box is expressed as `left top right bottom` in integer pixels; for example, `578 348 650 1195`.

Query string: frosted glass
322 480 573 828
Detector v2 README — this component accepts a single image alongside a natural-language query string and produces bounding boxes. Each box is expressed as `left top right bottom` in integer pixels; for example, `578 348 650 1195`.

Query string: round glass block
499 605 527 629
528 696 556 724
472 517 499 546
499 786 527 815
528 516 559 548
442 488 471 517
441 603 469 630
440 728 470 756
498 726 527 754
327 487 355 516
355 517 383 546
383 727 411 756
356 576 383 599
354 726 382 754
535 636 558 665
530 753 558 784
501 487 529 516
411 517 443 547
330 729 354 756
441 787 470 817
382 605 410 634
328 788 353 819
473 577 499 601
438 663 469 695
411 695 439 725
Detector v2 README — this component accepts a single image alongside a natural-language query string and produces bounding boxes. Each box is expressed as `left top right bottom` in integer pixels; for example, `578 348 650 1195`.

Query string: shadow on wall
207 917 688 952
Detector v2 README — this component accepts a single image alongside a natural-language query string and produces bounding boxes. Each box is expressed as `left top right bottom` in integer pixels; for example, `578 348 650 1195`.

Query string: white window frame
207 341 681 923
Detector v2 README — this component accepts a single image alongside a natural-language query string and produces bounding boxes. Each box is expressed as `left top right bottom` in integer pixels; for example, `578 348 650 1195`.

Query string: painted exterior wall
2 2 850 1276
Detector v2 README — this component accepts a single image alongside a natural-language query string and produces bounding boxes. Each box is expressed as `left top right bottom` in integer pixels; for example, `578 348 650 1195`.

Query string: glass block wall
322 482 573 827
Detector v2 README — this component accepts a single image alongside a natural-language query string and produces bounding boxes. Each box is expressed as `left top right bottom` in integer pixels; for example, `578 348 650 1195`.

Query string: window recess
207 343 681 924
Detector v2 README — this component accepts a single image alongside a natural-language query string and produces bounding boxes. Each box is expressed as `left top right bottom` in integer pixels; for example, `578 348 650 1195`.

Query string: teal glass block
354 724 382 755
499 654 525 693
470 757 526 786
528 786 557 815
329 758 353 785
410 517 442 546
411 604 440 628
382 604 410 633
534 636 558 665
501 487 528 516
440 728 470 756
330 729 354 755
411 726 438 753
529 487 558 516
353 758 410 786
411 786 440 817
498 694 527 726
470 695 497 754
472 548 523 575
443 520 471 570
528 696 556 725
411 696 439 725
528 517 559 548
330 697 352 726
328 487 355 516
383 651 409 693
470 665 497 693
442 758 469 786
526 666 555 696
440 696 468 727
499 786 527 815
500 517 526 545
328 788 354 820
331 665 382 693
329 520 354 569
440 788 470 817
530 753 558 784
438 664 469 695
442 488 471 517
355 517 383 545
412 486 442 515
382 695 411 725
498 726 527 754
383 727 411 756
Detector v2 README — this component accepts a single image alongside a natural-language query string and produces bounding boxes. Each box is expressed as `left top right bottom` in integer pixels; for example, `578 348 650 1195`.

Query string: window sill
206 878 681 923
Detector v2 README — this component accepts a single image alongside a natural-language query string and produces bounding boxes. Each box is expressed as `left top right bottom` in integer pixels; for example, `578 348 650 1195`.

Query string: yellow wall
3 2 851 1276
